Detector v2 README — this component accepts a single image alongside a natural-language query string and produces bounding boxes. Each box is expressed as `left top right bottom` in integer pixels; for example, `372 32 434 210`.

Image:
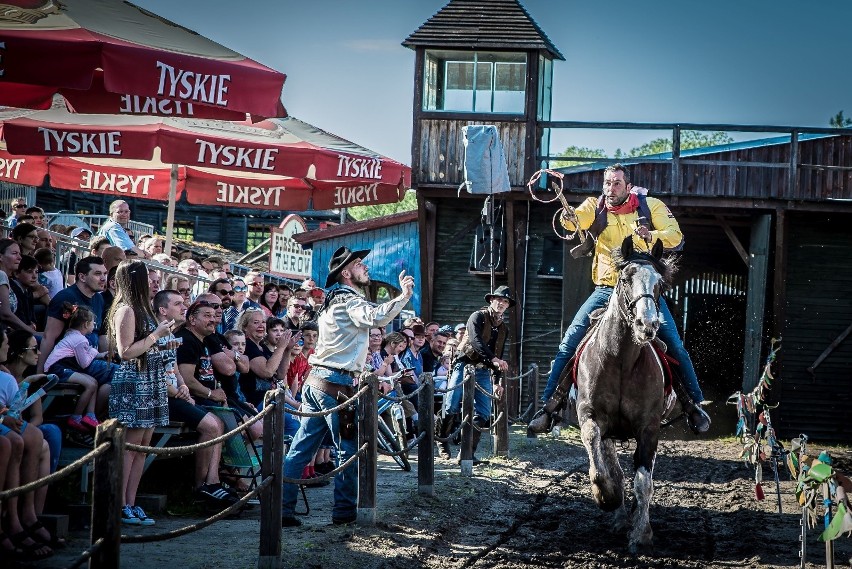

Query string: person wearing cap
454 323 466 343
438 286 513 463
71 227 92 241
281 246 414 527
6 197 27 227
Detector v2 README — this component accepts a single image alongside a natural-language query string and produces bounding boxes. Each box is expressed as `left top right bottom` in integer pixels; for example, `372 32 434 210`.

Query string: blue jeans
281 370 357 520
443 361 493 422
542 286 704 403
38 423 62 473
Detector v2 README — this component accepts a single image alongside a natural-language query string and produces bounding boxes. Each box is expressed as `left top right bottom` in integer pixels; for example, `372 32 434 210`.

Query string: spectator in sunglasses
6 197 27 227
284 296 307 331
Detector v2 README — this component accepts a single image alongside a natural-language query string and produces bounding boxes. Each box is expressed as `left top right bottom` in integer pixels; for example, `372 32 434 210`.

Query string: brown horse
575 237 674 553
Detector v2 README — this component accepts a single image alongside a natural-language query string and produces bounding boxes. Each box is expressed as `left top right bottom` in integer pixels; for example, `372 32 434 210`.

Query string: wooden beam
417 194 437 320
742 214 771 391
715 214 749 265
772 208 788 338
505 200 527 416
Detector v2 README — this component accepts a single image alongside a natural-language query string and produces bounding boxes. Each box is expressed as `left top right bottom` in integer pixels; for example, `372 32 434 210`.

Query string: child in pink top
44 303 117 433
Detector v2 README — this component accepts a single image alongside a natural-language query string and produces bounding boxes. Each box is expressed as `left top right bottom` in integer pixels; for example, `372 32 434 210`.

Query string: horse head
613 238 676 345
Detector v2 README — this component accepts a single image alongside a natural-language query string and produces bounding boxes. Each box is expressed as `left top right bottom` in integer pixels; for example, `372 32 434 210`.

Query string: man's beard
352 273 371 287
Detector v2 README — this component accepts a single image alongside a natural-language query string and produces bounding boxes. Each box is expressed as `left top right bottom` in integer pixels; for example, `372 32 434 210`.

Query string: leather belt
314 364 357 378
305 375 355 399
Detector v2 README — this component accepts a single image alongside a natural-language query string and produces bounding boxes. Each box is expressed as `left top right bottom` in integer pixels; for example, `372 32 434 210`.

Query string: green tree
348 189 417 221
830 110 852 128
626 130 733 157
552 145 609 168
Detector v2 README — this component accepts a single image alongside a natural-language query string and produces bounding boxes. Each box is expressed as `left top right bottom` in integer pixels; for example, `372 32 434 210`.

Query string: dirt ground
30 426 852 569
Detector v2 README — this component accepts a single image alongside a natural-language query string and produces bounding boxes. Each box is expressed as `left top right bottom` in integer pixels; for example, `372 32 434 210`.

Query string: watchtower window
423 50 526 114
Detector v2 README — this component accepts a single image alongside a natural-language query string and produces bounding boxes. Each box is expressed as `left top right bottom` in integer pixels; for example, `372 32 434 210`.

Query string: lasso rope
527 168 585 242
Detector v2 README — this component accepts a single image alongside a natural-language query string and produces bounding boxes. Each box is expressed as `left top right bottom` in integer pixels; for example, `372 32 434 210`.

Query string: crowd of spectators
0 197 469 558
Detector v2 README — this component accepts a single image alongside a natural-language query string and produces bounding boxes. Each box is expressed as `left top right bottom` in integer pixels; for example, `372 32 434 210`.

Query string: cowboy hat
325 246 370 287
485 285 516 307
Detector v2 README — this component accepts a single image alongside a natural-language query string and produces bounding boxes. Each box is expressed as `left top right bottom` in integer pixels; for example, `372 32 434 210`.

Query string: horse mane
612 247 677 284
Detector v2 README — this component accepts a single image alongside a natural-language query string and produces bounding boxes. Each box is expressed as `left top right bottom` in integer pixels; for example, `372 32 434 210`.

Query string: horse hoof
628 541 654 556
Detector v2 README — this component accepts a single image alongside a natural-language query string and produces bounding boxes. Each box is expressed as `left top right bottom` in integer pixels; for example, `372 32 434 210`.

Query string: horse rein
614 262 661 324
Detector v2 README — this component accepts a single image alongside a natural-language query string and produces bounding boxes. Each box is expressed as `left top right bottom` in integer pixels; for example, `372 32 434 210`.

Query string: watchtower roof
403 0 564 61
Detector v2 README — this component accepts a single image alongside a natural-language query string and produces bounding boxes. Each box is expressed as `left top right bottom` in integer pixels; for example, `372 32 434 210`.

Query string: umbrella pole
164 164 178 257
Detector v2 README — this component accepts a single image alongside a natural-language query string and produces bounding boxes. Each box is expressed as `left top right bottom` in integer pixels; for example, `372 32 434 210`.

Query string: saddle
527 327 676 435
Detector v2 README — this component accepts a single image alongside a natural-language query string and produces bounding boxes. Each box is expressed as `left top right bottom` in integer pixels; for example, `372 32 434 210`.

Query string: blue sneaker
131 506 155 526
121 505 141 525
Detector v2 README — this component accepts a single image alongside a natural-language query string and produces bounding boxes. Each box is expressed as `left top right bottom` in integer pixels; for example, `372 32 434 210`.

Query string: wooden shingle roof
403 0 564 60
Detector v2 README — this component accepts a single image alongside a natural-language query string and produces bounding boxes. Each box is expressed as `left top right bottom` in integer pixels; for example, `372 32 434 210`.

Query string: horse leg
628 427 658 554
580 418 623 512
602 439 629 532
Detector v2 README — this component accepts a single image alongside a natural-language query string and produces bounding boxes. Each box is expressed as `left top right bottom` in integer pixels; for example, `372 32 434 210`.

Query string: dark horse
575 237 675 553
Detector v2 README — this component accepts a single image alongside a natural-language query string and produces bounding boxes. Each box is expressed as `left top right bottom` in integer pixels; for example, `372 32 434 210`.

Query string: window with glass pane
423 50 526 113
246 225 269 251
164 220 193 241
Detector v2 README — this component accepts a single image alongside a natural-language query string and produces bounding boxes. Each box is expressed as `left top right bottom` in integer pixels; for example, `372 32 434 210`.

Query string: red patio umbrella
0 109 411 250
0 0 286 119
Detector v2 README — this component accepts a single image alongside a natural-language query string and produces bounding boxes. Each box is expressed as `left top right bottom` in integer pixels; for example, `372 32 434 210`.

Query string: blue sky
133 0 852 164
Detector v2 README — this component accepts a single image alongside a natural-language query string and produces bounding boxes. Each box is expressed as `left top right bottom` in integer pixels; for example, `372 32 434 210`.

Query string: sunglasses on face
216 289 234 296
233 285 247 292
15 204 26 209
178 288 190 294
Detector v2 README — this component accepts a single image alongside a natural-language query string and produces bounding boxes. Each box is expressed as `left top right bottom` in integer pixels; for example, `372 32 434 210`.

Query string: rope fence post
90 418 124 569
258 389 283 569
460 365 475 476
494 371 509 456
357 373 378 525
417 373 435 496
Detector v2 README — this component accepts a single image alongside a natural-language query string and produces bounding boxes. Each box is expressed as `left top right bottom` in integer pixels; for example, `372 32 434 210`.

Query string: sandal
25 520 67 548
0 531 23 558
10 529 53 560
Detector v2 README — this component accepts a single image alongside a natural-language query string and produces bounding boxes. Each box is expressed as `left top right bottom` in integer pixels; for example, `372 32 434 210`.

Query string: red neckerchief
606 192 639 215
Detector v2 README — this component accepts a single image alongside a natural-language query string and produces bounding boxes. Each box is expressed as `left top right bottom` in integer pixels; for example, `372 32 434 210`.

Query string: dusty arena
38 426 852 569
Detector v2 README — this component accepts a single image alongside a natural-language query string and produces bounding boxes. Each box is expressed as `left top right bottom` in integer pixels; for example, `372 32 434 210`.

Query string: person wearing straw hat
281 246 414 527
438 286 513 463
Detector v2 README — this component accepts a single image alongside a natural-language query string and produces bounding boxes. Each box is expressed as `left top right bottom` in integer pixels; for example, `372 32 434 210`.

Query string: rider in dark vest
438 286 512 464
529 164 711 435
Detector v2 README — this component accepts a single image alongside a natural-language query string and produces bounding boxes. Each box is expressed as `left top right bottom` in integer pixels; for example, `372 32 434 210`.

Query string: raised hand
398 270 415 298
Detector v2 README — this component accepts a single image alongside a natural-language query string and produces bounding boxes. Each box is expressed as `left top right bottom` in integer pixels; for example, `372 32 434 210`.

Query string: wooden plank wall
429 197 508 328
310 221 422 314
555 136 852 201
418 119 527 187
778 212 852 443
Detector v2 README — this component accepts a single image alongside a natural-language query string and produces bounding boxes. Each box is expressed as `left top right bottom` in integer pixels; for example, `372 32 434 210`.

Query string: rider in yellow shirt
530 164 710 434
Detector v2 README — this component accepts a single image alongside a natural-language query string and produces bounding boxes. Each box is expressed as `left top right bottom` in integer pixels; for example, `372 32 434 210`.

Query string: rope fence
0 361 524 567
121 476 273 543
0 441 111 500
126 400 276 455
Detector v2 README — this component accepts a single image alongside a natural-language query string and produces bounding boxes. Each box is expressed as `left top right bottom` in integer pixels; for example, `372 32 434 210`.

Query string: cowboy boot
470 427 489 466
527 396 567 435
673 381 710 434
436 413 457 460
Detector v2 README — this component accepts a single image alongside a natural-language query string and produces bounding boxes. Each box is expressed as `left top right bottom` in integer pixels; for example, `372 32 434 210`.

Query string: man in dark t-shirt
38 256 106 373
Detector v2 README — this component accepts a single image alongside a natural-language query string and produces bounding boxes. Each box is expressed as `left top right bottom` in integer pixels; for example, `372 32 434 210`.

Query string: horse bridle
614 261 661 322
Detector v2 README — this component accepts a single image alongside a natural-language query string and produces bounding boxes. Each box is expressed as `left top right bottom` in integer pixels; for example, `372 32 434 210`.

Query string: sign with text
269 214 312 280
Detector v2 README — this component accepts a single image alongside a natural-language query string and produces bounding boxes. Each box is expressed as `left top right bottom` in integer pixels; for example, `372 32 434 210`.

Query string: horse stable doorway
663 215 751 429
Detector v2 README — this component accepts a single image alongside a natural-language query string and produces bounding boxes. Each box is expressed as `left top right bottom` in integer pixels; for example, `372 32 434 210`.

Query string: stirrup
527 408 562 435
